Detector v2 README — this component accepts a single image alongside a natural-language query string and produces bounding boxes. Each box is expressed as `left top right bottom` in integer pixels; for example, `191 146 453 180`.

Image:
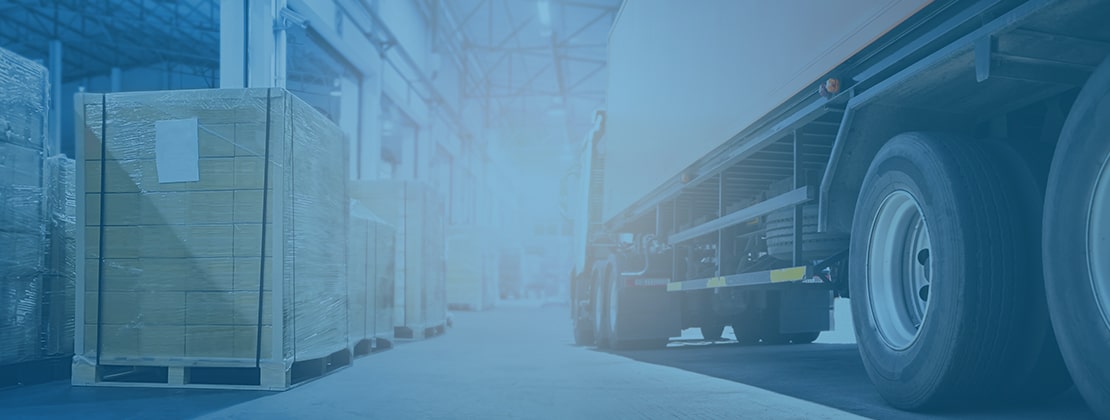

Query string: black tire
593 263 610 349
573 268 596 346
700 324 725 341
1043 57 1110 419
850 132 1069 410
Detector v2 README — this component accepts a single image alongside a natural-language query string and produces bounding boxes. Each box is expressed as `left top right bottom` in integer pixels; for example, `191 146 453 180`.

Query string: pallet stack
351 180 446 340
0 46 75 382
347 201 396 353
74 88 350 390
446 226 499 311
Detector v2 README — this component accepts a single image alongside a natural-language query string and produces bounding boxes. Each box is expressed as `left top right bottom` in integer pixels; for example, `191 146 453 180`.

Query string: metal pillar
716 174 723 277
219 0 285 88
793 130 804 266
48 40 62 156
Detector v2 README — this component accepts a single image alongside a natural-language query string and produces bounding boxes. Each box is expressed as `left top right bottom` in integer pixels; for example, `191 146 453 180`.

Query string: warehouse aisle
198 302 860 419
0 302 863 419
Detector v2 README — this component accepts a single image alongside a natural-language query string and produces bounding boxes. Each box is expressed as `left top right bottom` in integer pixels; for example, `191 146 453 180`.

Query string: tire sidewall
849 135 969 406
1044 57 1110 415
593 262 610 347
606 260 623 349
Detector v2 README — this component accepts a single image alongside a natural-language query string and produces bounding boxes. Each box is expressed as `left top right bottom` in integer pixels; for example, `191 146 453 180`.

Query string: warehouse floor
0 301 862 419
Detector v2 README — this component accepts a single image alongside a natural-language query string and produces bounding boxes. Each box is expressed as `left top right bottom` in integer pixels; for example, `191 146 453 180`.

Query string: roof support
220 0 286 88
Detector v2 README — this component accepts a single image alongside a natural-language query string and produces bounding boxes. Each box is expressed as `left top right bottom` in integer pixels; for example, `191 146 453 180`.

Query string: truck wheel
700 324 724 341
573 269 597 346
1043 56 1110 418
593 263 610 348
850 132 1069 410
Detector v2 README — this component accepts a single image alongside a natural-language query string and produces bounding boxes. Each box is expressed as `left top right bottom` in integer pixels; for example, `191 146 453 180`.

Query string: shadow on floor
609 341 1094 420
0 380 272 419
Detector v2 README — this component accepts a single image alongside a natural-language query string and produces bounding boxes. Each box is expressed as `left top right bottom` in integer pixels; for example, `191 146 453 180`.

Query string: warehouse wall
277 0 517 231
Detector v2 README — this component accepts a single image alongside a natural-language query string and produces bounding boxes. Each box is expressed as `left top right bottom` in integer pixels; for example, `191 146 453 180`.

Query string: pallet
71 348 352 391
394 322 447 340
350 336 394 358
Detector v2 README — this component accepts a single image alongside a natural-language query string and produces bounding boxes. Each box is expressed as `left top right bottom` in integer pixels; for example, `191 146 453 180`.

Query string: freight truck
569 0 1110 414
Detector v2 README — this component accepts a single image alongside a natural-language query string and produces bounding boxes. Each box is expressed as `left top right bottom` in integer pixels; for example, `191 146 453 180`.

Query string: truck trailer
570 0 1110 414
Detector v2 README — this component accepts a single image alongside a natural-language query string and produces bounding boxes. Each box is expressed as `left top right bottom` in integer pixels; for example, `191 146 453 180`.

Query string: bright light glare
537 0 552 27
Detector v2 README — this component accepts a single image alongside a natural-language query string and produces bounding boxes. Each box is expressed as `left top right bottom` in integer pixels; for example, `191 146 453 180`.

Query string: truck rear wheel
573 268 598 346
593 263 610 348
1043 57 1110 418
850 132 1068 410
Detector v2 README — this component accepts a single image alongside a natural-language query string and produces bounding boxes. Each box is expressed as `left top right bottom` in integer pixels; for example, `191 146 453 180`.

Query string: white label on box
155 118 200 183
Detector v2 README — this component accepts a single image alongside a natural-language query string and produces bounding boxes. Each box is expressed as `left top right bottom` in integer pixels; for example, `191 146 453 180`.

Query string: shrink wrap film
351 180 445 339
75 88 349 385
0 46 50 366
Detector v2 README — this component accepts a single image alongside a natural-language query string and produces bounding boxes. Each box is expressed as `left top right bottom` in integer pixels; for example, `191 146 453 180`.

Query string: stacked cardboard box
74 88 348 389
351 180 446 340
446 226 500 311
347 201 395 352
0 46 54 367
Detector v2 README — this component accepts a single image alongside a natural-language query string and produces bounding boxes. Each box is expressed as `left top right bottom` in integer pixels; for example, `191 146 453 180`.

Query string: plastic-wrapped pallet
74 88 349 390
347 201 396 353
0 46 49 366
351 180 446 340
43 155 77 356
446 226 500 311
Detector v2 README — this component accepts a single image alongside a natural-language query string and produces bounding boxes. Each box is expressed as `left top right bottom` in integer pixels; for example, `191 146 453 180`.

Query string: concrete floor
0 299 1092 419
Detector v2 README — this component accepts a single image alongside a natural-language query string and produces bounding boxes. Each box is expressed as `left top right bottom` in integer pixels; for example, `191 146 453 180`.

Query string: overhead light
537 0 552 27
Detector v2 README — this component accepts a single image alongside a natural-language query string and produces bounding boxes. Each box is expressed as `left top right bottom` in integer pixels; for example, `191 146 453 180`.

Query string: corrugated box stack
351 180 446 340
0 46 75 374
347 201 396 353
74 88 349 390
446 226 500 311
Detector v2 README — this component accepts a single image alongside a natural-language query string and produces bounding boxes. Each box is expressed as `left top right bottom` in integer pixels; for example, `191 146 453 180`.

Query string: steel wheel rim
867 190 933 350
1087 155 1110 329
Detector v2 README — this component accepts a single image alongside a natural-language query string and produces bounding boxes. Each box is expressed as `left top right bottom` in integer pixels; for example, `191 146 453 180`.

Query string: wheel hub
867 190 933 350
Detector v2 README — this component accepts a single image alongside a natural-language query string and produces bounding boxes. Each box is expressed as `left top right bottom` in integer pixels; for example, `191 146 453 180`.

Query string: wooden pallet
71 348 352 391
394 322 447 340
349 335 394 358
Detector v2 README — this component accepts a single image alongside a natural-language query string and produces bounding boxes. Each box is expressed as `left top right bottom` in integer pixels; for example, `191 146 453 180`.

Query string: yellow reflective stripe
707 277 726 288
770 266 807 283
667 282 682 292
